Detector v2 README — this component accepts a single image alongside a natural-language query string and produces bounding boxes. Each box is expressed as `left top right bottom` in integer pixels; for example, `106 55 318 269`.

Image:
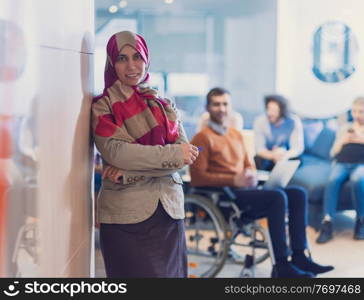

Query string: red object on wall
0 117 13 276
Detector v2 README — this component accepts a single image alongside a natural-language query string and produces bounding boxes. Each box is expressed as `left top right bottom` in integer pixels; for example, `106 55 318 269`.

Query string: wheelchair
183 183 276 278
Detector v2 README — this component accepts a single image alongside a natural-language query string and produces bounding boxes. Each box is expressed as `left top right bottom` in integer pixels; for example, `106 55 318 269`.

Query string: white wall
276 0 364 118
0 0 94 277
225 4 277 127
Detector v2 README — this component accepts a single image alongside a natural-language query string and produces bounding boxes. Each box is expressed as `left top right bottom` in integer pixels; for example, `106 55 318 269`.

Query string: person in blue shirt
253 95 304 171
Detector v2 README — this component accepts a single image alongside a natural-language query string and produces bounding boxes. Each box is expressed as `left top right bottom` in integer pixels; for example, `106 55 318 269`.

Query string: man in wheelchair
190 87 334 278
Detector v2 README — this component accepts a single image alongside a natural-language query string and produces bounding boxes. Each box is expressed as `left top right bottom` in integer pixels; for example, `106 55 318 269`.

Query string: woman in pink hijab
92 31 198 278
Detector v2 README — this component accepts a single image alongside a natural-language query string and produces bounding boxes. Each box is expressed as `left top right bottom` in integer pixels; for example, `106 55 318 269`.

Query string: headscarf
92 31 179 146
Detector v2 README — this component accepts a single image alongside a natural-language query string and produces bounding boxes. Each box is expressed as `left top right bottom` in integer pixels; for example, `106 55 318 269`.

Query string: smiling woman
114 46 146 86
91 31 199 278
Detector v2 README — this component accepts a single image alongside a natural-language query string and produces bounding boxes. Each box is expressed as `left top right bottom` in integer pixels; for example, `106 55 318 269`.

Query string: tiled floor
95 212 364 278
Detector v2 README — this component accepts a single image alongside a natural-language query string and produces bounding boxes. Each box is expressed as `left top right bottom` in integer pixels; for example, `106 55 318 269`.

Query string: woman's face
352 102 364 125
114 45 146 86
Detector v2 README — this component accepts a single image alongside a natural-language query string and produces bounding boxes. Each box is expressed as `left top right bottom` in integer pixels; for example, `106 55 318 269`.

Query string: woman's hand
102 166 123 183
181 144 199 165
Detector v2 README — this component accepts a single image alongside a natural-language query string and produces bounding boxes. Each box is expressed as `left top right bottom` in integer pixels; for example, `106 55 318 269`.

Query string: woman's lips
126 74 139 78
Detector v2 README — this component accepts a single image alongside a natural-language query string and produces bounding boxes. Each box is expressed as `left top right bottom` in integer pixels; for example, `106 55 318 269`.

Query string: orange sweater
190 126 255 187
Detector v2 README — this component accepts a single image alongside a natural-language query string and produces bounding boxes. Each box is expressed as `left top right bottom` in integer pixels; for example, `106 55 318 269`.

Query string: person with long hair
253 95 304 171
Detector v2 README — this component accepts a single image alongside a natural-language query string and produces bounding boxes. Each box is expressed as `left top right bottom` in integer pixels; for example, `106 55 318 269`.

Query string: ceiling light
119 0 128 8
164 0 174 4
109 5 118 13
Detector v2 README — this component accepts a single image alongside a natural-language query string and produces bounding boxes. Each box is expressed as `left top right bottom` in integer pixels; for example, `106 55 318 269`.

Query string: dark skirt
99 202 187 278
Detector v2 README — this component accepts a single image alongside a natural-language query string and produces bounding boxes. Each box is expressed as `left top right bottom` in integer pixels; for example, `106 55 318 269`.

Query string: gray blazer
94 120 188 224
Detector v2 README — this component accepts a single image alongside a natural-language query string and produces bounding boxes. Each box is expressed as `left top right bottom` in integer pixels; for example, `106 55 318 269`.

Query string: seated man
253 95 304 171
190 87 333 278
196 88 243 132
197 110 243 132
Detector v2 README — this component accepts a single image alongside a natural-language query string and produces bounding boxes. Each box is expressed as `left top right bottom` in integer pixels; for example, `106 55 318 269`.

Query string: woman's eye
117 56 127 62
134 53 142 60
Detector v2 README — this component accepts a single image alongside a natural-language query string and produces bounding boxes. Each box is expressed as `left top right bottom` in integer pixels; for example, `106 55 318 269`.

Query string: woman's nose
126 60 136 70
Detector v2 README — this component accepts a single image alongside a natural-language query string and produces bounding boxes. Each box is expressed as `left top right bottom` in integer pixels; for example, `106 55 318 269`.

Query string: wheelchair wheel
240 268 254 278
228 222 270 266
184 194 229 278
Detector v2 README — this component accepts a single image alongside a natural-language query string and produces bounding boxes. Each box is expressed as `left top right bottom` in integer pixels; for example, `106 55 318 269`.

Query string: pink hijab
103 31 150 91
92 31 179 146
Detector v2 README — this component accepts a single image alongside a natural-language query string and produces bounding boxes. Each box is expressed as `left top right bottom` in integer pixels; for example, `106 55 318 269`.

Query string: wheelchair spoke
184 195 228 278
184 192 272 278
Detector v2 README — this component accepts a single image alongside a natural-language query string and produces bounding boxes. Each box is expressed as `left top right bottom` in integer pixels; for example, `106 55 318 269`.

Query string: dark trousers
232 186 308 259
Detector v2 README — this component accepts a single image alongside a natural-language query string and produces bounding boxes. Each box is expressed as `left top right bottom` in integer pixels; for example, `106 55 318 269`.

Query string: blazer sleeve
120 117 189 179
